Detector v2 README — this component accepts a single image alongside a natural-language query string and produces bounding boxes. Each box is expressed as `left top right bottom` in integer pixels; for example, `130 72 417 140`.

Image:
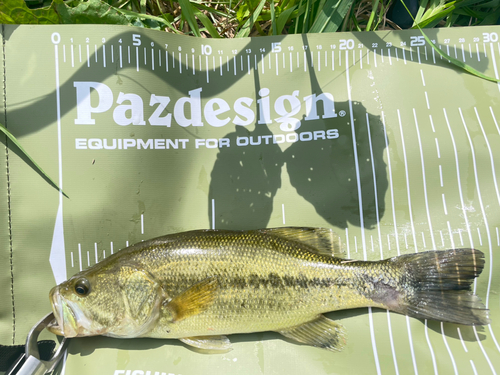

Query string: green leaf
365 0 380 31
53 0 129 24
312 0 355 33
270 0 278 35
118 8 180 32
177 0 201 37
0 0 60 24
276 5 297 34
0 123 67 198
192 8 221 37
236 0 267 38
400 0 500 83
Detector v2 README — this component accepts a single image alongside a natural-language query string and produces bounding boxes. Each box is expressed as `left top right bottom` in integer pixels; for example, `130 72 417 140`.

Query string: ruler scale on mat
1 24 500 374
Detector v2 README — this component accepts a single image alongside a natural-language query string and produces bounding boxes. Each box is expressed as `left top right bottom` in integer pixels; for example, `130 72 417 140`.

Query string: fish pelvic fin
388 248 490 325
259 227 346 258
277 315 347 352
180 335 233 352
165 277 218 322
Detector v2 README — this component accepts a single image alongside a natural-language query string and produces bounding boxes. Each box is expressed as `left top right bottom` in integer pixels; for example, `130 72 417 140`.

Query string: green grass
2 0 499 37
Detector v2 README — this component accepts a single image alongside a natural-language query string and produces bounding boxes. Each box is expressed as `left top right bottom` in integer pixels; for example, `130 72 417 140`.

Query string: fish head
48 262 163 338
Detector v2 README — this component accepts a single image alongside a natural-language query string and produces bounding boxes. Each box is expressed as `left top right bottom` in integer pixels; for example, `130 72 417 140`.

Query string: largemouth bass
48 227 489 351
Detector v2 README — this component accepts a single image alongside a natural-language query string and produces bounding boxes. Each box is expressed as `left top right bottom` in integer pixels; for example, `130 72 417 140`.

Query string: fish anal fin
260 227 345 258
180 335 233 352
165 277 218 322
278 315 347 352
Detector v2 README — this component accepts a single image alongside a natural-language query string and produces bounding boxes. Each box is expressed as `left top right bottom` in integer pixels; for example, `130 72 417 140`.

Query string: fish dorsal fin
165 277 218 322
259 227 345 258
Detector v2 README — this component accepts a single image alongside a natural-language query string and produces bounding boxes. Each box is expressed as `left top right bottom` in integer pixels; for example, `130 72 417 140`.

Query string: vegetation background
1 0 499 38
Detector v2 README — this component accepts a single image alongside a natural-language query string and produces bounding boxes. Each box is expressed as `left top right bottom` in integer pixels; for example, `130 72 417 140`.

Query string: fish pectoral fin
277 315 347 352
165 277 218 322
180 335 233 352
259 227 346 258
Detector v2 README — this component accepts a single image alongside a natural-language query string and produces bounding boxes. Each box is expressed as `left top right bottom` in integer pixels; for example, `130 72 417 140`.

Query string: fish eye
75 278 91 296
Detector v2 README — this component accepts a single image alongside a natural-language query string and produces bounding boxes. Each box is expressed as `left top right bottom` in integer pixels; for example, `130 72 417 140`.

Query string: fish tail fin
389 248 490 325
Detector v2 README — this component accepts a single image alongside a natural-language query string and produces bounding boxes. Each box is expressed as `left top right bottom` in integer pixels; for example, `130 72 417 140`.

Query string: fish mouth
48 287 79 337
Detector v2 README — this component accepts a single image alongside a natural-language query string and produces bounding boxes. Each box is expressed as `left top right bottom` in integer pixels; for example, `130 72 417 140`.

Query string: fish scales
48 228 490 352
141 230 384 338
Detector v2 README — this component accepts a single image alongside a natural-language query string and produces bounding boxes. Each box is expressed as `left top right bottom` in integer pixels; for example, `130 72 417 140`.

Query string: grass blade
236 0 266 38
365 0 380 31
193 8 221 37
177 0 201 37
276 5 297 34
319 0 355 32
400 0 500 83
270 0 277 35
0 123 67 197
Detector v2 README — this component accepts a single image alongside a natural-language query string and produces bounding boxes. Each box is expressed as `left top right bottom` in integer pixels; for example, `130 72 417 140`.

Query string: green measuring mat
1 24 500 374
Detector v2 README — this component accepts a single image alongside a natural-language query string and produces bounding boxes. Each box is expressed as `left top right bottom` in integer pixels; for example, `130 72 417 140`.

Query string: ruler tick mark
206 56 210 83
136 47 139 72
78 244 82 271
